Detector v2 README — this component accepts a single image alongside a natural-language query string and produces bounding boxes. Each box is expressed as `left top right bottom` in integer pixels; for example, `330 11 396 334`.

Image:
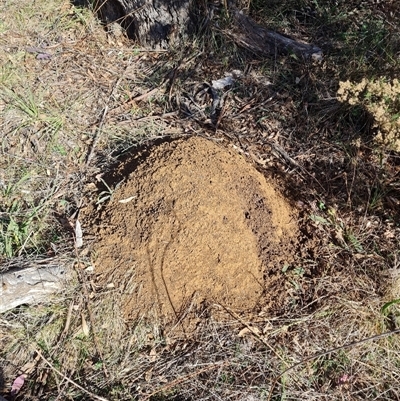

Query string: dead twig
264 139 326 191
143 361 229 400
136 111 178 122
61 299 74 338
85 74 123 167
35 348 110 401
108 82 168 117
216 303 286 364
85 105 108 167
74 263 109 378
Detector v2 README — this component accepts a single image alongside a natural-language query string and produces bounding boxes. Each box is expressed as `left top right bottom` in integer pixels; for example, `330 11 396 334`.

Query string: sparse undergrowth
1 0 400 400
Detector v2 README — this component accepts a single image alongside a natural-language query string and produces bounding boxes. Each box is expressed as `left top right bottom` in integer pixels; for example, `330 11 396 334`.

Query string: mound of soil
91 137 298 324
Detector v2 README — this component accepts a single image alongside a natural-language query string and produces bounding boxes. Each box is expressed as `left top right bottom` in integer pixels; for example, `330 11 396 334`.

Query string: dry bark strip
1 264 72 313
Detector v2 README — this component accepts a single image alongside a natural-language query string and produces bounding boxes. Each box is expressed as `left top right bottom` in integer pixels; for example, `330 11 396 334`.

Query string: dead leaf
263 322 273 333
11 374 26 395
19 355 39 375
81 313 90 336
384 230 396 239
37 52 52 60
85 182 97 190
149 348 157 362
119 196 136 203
75 220 83 248
158 376 169 383
334 228 345 244
144 368 153 382
238 327 261 337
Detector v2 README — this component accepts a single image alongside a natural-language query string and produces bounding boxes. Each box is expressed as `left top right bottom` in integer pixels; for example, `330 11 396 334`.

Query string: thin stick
216 304 286 364
143 362 229 400
35 349 110 401
85 104 109 167
133 87 159 102
51 298 76 355
106 87 160 118
223 0 229 16
267 327 400 400
85 75 123 167
71 242 109 378
75 264 109 378
61 299 74 337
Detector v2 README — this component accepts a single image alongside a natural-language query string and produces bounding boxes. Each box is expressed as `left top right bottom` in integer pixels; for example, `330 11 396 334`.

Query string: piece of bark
1 265 72 313
229 8 323 60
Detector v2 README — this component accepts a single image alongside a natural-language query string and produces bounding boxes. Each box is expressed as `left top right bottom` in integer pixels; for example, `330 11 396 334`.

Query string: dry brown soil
90 136 299 326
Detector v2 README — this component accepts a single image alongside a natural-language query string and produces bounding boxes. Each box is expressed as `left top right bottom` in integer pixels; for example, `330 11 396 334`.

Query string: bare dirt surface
89 136 299 327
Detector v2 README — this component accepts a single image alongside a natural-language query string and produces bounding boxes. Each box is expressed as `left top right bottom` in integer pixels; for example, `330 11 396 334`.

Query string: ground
86 136 298 329
0 0 400 400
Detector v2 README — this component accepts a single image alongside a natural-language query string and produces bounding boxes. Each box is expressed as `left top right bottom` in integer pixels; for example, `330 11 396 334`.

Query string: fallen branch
228 7 323 60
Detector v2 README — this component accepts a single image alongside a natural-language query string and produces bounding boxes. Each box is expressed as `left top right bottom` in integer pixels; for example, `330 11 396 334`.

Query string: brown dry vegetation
1 0 400 400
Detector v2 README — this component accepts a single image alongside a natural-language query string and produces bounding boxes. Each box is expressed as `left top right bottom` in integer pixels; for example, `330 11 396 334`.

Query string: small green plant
96 178 114 205
310 207 364 252
0 172 53 258
0 201 48 258
381 299 400 315
0 210 29 258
